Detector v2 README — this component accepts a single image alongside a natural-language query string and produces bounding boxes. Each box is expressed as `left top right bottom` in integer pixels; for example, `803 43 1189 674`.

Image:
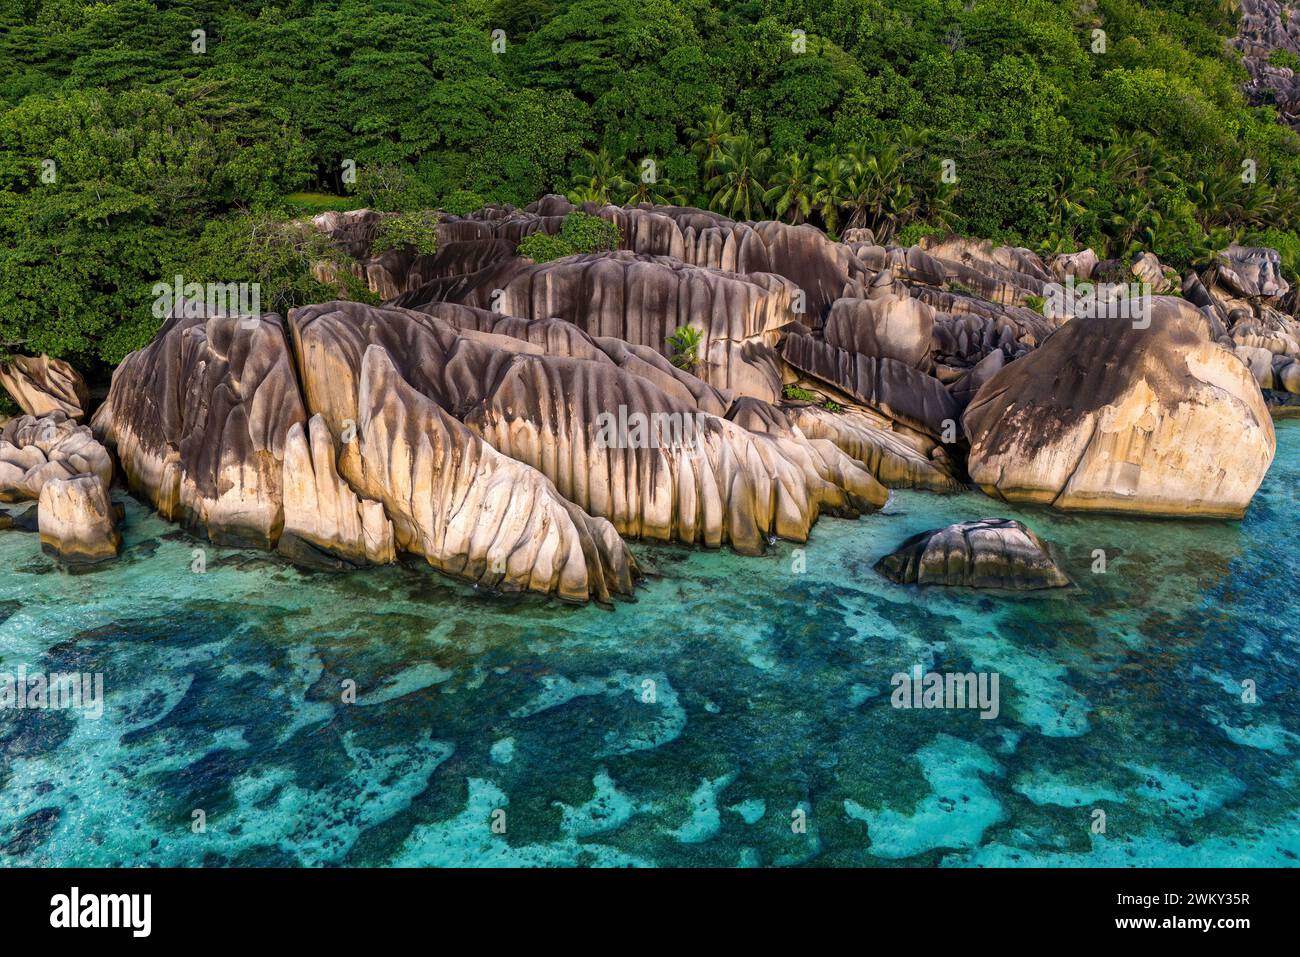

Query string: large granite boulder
781 332 960 437
417 250 796 402
823 294 934 369
0 355 91 420
1216 245 1291 300
963 297 1275 518
874 518 1070 589
38 474 121 564
94 306 636 602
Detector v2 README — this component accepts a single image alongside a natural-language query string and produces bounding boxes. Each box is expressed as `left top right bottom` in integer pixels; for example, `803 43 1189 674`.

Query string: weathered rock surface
1 412 112 502
781 332 960 437
823 294 934 369
415 250 797 402
1215 245 1291 300
964 297 1275 517
874 518 1070 589
38 474 121 564
0 355 91 420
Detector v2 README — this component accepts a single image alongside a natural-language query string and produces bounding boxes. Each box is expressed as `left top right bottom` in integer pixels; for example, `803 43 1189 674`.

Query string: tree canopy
0 0 1296 380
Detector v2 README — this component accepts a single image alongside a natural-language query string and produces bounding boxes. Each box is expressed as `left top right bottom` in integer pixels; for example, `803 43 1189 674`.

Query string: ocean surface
2 424 1299 867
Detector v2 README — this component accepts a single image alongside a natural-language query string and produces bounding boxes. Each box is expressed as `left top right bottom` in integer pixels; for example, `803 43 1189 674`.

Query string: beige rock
781 333 961 437
875 518 1070 589
1234 345 1277 389
0 355 90 420
0 412 112 502
279 415 396 566
823 295 934 369
788 405 961 492
93 313 305 548
964 297 1275 518
1048 249 1099 281
1216 245 1290 299
38 474 121 564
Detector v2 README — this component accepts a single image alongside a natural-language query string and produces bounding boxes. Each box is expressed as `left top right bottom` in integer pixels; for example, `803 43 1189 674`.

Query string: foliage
666 325 704 371
516 230 576 263
517 211 622 262
370 210 441 256
3 0 1300 375
1270 48 1300 72
783 383 840 411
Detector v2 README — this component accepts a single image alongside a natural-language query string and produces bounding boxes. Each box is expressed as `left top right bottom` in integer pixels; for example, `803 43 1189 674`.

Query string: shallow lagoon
2 424 1299 867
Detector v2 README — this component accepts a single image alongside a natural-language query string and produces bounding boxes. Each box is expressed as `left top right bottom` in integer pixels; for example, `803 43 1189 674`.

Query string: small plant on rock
667 325 704 371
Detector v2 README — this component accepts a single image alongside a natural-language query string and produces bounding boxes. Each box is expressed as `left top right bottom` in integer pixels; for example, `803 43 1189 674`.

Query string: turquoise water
2 425 1300 867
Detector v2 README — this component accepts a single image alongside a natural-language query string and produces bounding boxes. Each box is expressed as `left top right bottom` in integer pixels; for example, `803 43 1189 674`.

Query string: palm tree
707 134 771 220
567 149 631 206
763 152 814 224
621 166 691 206
812 153 849 238
1046 169 1094 234
1106 191 1157 259
686 106 740 181
843 139 909 237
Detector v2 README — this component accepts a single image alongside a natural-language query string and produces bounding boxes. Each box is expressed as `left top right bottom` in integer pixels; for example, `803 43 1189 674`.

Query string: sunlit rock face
0 354 90 420
93 304 636 602
411 250 797 403
963 297 1276 518
38 473 121 564
1215 245 1292 300
92 312 305 549
874 518 1071 590
1 411 112 503
92 287 889 599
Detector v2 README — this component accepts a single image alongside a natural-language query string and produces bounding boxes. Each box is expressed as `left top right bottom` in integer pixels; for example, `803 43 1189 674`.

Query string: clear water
2 424 1299 867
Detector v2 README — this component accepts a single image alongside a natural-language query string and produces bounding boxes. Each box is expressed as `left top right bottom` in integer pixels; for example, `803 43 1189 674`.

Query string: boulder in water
874 518 1070 589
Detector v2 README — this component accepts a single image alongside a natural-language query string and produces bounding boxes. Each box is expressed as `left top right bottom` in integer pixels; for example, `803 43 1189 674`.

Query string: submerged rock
963 297 1275 518
874 518 1070 589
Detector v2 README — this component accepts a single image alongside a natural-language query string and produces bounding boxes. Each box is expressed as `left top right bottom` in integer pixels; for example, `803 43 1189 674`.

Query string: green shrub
783 385 819 402
1024 294 1046 313
440 190 487 216
559 211 621 254
1270 48 1300 72
370 210 440 256
517 211 623 262
282 192 363 214
516 230 577 263
666 325 704 371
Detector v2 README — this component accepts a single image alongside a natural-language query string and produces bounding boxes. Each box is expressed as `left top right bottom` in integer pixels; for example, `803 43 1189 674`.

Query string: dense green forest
0 0 1297 386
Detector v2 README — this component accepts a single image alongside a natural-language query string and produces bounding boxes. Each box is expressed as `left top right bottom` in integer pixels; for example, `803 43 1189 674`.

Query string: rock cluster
26 195 1287 596
1 411 119 563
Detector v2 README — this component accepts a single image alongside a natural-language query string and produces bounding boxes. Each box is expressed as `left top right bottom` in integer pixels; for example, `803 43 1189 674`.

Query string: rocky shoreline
1 197 1292 599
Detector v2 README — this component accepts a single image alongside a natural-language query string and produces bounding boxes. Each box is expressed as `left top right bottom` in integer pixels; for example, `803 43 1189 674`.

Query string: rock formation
874 518 1070 589
0 355 91 420
963 297 1276 518
39 198 1289 598
1 412 113 503
38 474 122 564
